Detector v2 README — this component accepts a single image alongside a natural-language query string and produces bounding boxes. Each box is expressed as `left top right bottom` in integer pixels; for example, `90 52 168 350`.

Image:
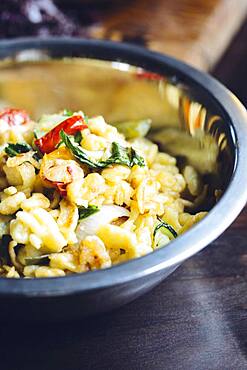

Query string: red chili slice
0 108 30 126
55 182 68 197
46 166 75 197
35 115 87 154
136 70 164 81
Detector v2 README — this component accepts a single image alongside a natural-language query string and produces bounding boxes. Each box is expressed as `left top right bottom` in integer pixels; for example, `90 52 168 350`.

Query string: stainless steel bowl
0 38 246 321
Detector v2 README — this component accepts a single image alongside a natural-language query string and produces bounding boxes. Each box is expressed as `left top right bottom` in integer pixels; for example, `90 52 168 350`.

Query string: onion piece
76 205 129 242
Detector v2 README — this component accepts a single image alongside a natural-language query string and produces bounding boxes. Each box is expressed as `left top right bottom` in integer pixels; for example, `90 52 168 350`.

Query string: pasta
0 108 207 278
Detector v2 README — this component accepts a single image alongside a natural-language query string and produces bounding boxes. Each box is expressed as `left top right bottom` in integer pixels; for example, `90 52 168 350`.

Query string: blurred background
1 0 247 106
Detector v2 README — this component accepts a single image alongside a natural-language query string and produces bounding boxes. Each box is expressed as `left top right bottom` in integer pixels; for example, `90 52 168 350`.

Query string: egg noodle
0 109 206 278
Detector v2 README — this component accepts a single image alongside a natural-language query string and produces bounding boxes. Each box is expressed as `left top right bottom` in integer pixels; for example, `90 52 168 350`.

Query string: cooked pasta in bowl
0 38 246 320
0 109 206 278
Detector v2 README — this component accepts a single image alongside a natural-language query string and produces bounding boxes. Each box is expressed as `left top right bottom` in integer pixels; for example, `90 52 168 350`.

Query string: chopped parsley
62 109 74 116
78 205 100 220
5 143 32 157
25 255 50 266
153 217 178 240
74 131 82 144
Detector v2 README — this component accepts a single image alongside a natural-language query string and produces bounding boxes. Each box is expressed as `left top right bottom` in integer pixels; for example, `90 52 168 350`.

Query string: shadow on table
1 223 247 370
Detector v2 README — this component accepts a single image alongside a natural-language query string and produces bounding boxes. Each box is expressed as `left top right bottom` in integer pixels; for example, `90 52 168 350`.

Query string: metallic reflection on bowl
0 55 234 211
0 39 245 321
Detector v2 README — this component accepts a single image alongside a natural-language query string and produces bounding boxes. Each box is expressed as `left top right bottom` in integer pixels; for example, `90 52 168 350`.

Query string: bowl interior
0 48 236 211
0 38 246 297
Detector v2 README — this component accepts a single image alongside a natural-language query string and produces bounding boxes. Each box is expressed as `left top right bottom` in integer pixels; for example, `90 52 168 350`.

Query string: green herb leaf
78 205 100 220
32 151 43 161
84 115 89 125
5 143 32 157
60 130 100 169
0 235 11 265
102 142 145 168
60 131 145 169
74 130 82 144
153 216 178 241
62 109 74 116
25 255 50 266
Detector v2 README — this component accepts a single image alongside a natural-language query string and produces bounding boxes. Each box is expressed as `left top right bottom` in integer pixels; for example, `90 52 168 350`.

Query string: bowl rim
0 36 246 297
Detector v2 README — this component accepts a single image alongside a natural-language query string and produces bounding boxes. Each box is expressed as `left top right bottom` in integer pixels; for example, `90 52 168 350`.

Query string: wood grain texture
2 1 247 71
1 211 247 370
76 0 247 70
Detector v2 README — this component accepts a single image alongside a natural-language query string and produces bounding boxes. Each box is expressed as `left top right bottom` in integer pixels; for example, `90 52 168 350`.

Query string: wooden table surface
0 7 247 370
2 0 247 71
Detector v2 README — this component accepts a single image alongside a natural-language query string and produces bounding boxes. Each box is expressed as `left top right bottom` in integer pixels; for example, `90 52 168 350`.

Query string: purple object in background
0 0 80 37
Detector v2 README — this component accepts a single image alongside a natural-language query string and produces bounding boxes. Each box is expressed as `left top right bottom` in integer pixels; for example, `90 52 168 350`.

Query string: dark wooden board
79 0 247 71
1 1 247 71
